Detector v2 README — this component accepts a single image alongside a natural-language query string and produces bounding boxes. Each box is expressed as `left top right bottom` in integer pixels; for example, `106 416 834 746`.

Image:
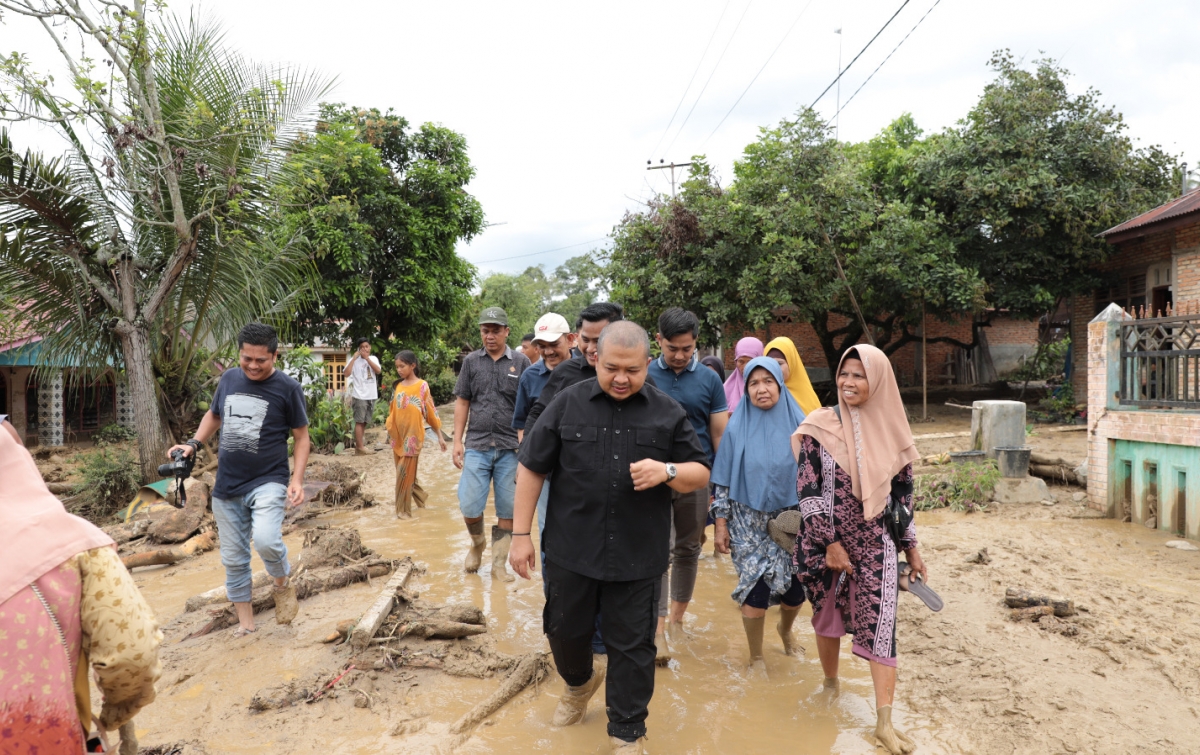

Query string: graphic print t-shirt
210 367 308 498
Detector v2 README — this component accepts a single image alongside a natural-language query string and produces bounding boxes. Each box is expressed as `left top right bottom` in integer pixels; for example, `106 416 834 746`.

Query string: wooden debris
350 559 418 651
1004 587 1075 617
393 620 487 640
104 519 152 545
306 664 356 704
148 479 209 544
448 652 550 738
186 560 397 638
323 619 357 644
121 530 215 570
185 572 273 612
1010 605 1055 622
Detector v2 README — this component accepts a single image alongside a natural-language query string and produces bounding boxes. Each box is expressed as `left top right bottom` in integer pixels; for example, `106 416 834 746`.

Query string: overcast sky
7 1 1200 278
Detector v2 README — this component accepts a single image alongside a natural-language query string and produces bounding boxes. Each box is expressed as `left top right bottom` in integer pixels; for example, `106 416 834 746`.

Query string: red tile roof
1100 189 1200 241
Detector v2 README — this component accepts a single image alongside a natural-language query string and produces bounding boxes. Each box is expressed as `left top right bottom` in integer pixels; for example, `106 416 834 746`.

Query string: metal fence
1119 312 1200 408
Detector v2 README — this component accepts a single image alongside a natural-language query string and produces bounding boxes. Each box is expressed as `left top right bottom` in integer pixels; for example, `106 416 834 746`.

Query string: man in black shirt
522 301 624 433
511 321 710 754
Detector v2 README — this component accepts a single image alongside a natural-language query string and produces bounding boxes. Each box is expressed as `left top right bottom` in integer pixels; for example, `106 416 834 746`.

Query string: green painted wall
1111 439 1200 539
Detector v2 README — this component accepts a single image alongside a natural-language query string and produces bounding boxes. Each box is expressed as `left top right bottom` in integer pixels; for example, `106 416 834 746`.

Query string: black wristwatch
664 463 678 482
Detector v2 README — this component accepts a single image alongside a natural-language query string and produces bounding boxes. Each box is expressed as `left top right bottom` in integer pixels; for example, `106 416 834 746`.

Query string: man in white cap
512 312 575 533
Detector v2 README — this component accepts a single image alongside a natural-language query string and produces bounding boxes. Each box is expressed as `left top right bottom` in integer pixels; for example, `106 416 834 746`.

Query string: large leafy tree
608 111 984 370
916 52 1177 314
283 104 483 349
0 5 327 478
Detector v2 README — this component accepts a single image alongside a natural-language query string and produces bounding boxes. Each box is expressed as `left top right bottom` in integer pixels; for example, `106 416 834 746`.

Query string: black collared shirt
519 378 710 581
454 346 531 450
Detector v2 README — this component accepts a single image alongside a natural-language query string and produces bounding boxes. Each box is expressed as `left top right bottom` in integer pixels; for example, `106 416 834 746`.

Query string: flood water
130 426 952 754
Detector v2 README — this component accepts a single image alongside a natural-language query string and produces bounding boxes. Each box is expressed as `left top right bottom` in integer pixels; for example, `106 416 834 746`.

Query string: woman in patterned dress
710 357 807 675
0 420 161 753
791 345 926 754
385 350 446 518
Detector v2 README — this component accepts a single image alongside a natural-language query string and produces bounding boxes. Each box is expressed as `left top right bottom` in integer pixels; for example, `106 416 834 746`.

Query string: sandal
231 626 258 638
898 561 944 612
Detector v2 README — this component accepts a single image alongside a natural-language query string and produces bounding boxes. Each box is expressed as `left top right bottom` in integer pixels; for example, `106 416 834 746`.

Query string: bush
93 423 135 445
914 460 999 513
1031 382 1078 423
425 369 457 406
1012 337 1070 382
304 394 354 454
71 447 140 522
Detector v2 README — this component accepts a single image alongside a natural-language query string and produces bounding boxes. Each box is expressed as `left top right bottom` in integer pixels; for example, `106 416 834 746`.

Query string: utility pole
834 27 843 140
646 159 693 198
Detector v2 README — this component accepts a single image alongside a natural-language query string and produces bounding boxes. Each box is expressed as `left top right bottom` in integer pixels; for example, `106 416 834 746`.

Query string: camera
157 448 196 478
158 448 196 508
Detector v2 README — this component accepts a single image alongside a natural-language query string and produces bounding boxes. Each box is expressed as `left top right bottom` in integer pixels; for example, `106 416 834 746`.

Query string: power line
825 0 942 124
473 238 609 265
700 0 817 148
662 0 754 157
808 0 911 110
648 0 733 160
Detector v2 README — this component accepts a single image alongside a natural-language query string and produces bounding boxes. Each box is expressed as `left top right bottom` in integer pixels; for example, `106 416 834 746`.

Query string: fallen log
1030 462 1081 485
1004 587 1075 617
349 559 418 651
104 519 152 545
448 652 550 738
185 571 274 612
430 604 486 626
1010 605 1054 622
398 620 487 640
121 530 215 570
186 560 397 638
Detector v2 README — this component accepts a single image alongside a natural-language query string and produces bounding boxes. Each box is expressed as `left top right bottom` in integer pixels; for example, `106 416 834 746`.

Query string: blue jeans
458 448 517 519
212 482 291 603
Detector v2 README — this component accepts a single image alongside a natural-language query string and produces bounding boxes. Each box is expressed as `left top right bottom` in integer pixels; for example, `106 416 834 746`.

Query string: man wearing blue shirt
513 312 575 533
646 308 728 659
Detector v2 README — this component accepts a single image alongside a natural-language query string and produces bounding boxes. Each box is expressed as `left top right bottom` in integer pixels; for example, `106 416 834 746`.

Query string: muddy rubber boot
875 705 915 754
491 526 515 583
777 605 804 656
609 736 646 754
464 520 487 573
273 577 298 625
552 665 606 726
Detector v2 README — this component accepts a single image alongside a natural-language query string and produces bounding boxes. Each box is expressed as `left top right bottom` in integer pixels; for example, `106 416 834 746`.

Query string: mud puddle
129 424 951 754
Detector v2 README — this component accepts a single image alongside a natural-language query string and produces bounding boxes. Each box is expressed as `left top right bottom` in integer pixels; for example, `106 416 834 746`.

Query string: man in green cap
452 306 532 581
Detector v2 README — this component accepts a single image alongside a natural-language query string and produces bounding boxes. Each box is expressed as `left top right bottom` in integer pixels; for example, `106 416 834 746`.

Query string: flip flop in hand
898 560 944 612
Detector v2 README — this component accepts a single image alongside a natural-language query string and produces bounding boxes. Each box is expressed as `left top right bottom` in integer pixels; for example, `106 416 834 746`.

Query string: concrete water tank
970 400 1026 459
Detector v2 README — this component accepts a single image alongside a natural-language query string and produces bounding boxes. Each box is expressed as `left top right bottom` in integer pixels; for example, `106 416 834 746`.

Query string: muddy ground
99 404 1198 754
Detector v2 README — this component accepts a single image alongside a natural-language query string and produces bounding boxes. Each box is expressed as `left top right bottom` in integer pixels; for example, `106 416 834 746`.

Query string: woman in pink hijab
0 426 162 751
722 337 764 412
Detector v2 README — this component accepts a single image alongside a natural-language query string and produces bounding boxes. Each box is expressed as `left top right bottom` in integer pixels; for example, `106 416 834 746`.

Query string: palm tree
0 5 330 479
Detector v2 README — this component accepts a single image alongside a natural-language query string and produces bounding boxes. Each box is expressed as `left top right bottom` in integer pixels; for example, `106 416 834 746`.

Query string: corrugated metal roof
1100 189 1200 239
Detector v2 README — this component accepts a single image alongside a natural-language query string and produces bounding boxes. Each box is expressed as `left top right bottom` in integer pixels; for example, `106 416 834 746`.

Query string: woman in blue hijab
710 356 808 675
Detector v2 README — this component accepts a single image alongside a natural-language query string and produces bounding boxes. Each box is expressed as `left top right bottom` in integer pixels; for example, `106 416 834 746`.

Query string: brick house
729 309 1037 387
1082 189 1200 540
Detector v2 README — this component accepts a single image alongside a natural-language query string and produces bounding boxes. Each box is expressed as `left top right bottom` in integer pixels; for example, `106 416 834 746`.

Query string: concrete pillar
115 376 136 431
37 369 64 447
1086 303 1132 515
969 400 1026 458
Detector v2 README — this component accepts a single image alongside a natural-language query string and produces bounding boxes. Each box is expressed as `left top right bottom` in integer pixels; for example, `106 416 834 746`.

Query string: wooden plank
349 560 416 651
912 431 970 440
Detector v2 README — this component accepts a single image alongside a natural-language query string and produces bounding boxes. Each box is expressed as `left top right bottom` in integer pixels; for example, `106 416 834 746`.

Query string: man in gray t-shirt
452 307 530 581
